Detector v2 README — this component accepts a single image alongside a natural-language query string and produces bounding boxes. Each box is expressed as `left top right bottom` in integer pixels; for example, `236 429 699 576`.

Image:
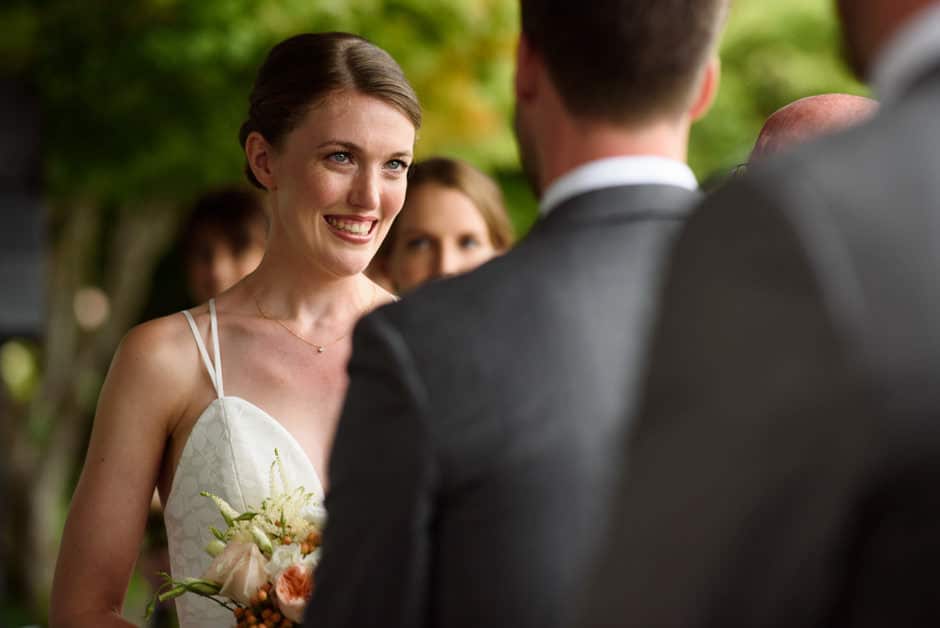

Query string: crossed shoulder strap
181 298 225 398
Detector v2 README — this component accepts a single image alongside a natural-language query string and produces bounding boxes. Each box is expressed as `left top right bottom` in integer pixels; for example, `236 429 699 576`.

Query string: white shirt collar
872 3 940 104
539 156 698 217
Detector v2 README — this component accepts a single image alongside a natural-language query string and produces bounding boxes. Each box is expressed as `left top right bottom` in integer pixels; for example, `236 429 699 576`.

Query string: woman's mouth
324 215 378 243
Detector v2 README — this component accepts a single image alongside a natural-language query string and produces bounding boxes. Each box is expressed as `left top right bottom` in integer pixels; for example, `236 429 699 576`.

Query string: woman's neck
241 245 374 330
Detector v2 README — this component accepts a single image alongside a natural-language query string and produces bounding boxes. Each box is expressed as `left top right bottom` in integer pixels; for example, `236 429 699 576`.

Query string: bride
51 32 421 627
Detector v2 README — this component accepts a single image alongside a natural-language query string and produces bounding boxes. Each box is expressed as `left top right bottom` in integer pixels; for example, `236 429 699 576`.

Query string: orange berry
282 536 292 544
307 531 322 546
271 612 282 623
234 607 246 618
258 589 268 602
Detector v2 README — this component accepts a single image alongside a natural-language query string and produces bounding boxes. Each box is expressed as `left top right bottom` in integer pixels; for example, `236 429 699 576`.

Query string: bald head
751 94 879 160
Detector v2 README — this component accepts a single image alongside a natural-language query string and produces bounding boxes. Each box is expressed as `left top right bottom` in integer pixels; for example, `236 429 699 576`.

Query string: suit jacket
304 183 699 628
582 67 940 627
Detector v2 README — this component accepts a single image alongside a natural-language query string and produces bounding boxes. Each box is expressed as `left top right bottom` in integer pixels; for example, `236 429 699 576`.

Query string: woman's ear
690 56 720 122
245 131 277 190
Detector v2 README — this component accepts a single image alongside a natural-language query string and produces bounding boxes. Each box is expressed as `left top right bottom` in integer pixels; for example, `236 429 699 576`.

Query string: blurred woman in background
181 186 268 304
369 157 514 293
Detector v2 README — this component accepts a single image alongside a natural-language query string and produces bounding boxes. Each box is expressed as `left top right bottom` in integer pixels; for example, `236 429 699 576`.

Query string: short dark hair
520 0 728 123
239 32 422 189
181 186 267 260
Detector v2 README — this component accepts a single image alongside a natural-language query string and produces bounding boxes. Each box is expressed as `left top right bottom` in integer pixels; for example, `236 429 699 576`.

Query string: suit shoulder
375 244 545 333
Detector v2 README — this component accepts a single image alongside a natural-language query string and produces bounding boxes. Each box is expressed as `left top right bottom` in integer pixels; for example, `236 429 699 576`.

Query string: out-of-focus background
0 0 862 625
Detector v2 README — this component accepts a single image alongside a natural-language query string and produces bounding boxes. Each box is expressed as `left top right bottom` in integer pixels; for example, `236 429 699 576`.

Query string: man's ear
245 131 277 190
514 34 539 105
690 56 720 122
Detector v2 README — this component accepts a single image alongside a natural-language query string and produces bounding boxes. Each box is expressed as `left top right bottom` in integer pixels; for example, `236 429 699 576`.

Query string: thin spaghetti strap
209 299 225 397
182 308 222 399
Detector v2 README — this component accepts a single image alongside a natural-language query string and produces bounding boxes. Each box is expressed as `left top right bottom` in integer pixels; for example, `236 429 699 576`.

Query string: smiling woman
245 87 416 278
51 32 421 628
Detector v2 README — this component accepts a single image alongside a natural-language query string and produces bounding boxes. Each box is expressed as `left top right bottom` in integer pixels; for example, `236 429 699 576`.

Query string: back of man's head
520 0 729 124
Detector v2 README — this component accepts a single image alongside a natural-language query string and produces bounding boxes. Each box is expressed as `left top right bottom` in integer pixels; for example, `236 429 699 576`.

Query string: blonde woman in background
370 157 514 293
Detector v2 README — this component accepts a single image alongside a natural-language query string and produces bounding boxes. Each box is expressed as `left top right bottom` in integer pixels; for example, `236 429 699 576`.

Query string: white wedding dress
163 299 324 627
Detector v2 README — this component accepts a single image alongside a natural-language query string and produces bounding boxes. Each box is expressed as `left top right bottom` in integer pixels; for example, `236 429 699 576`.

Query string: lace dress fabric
163 300 323 627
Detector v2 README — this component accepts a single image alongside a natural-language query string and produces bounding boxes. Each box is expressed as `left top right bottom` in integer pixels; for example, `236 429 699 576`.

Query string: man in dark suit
581 1 940 626
304 2 728 627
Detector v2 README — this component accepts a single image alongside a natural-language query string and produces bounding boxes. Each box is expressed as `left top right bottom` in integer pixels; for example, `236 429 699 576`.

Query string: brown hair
520 0 728 123
380 157 515 256
181 186 267 260
239 32 422 189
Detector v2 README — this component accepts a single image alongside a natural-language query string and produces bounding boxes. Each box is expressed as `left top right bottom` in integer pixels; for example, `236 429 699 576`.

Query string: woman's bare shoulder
110 311 202 395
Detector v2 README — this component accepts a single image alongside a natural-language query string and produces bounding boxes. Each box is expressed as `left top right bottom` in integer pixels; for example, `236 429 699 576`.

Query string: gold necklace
254 284 377 354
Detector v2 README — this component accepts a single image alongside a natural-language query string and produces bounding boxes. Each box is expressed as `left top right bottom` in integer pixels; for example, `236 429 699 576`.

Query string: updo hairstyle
239 32 422 190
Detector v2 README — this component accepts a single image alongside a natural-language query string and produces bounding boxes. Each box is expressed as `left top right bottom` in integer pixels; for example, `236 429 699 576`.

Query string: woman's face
186 230 265 304
386 183 500 292
265 90 416 278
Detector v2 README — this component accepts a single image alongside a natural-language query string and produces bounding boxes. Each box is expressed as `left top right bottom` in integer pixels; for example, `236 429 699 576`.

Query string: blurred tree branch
3 200 179 617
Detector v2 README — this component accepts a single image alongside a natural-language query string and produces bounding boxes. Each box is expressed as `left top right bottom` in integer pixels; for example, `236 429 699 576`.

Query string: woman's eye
406 236 431 250
386 159 409 172
459 235 482 249
329 152 352 164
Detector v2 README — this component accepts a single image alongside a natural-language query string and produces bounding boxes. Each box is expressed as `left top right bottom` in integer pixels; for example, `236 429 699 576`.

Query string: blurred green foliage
1 0 518 208
692 0 866 178
0 340 40 403
1 0 864 228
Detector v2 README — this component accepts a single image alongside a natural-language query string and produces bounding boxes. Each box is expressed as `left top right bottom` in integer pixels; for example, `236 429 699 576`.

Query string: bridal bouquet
148 450 327 627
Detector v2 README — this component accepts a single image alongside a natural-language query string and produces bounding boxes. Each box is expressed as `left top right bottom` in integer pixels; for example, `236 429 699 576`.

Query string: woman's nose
348 168 381 210
435 244 463 278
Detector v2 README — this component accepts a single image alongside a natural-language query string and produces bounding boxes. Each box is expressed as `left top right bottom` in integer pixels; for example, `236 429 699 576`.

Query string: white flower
303 547 322 570
265 543 303 582
301 503 327 529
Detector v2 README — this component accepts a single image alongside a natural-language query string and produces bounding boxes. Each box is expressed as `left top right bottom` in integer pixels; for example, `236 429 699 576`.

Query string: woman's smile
324 214 379 244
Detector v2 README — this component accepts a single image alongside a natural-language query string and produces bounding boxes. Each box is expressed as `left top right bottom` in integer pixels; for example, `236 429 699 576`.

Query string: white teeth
326 217 372 235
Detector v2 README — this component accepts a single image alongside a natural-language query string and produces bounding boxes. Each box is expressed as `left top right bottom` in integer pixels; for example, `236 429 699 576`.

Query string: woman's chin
317 253 374 279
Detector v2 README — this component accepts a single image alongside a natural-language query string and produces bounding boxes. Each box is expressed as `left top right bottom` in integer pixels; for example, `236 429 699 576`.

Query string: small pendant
317 346 325 353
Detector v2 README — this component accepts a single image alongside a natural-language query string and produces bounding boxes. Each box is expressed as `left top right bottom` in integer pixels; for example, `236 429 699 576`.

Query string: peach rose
201 541 269 605
275 563 314 623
